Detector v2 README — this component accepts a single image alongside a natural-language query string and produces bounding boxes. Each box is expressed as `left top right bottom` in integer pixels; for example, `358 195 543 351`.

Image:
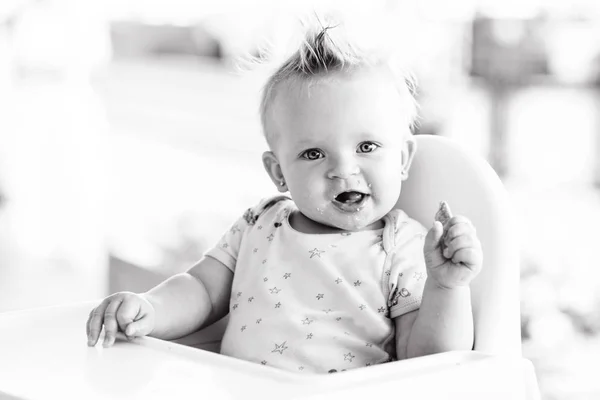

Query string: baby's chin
306 209 385 232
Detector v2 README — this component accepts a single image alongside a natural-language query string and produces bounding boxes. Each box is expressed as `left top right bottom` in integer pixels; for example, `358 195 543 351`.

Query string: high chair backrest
395 134 521 356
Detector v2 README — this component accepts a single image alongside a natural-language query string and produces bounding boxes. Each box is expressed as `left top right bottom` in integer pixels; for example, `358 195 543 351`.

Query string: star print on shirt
384 270 391 276
248 297 254 302
283 273 291 279
221 242 228 249
237 292 242 298
275 302 281 308
263 277 268 282
306 333 313 339
253 248 258 253
309 248 325 258
323 309 332 314
269 287 281 294
378 307 386 313
261 360 267 365
353 280 362 287
267 234 274 242
413 272 425 281
258 225 262 230
229 225 241 234
262 259 267 264
359 304 366 310
344 352 355 362
232 303 238 310
335 278 342 284
272 341 288 354
241 325 246 332
298 366 305 371
316 293 324 300
302 318 314 325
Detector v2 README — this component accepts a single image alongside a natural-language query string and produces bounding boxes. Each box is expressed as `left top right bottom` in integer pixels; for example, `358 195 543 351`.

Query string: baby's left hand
423 216 483 289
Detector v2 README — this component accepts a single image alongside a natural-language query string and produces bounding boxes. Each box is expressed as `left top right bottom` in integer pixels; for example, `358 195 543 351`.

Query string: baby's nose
326 158 360 179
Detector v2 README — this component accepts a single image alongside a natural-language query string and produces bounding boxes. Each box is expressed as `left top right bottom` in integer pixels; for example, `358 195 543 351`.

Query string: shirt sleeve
386 219 428 319
203 196 288 272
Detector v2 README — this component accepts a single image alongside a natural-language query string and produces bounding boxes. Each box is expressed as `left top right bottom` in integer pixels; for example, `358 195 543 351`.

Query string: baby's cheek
299 194 329 218
289 183 325 210
372 177 402 206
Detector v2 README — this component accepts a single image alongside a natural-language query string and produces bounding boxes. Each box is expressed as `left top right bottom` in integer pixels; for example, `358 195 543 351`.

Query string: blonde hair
258 12 420 147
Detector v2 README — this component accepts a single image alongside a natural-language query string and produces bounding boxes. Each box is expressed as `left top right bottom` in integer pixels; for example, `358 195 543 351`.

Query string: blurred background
0 0 599 398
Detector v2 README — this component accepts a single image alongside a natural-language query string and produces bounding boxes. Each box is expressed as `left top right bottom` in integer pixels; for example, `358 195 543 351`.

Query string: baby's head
260 16 419 232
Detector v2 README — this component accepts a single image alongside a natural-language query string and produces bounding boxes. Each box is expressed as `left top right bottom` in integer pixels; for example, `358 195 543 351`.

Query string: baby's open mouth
334 191 367 205
332 191 369 213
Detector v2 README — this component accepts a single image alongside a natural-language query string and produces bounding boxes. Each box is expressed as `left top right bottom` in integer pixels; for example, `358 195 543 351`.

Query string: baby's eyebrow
293 139 322 148
298 131 378 144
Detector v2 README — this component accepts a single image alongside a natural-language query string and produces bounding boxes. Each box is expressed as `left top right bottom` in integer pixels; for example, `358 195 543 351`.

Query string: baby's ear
262 151 288 192
400 137 417 180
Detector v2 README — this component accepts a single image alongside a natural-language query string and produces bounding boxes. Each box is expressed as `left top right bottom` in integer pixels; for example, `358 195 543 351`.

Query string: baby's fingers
424 221 444 254
443 234 479 258
450 248 483 270
124 317 153 338
102 298 124 348
87 301 110 346
116 299 140 337
444 218 475 243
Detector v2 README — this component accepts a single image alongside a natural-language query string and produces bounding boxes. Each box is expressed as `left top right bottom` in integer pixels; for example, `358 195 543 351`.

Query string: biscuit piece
435 201 453 249
434 201 453 225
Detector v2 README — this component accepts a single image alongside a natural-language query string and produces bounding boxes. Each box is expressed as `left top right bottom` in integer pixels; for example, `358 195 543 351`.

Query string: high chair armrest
0 301 540 400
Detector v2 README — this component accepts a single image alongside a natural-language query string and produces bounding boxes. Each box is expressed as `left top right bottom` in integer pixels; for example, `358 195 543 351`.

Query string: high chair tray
0 301 539 400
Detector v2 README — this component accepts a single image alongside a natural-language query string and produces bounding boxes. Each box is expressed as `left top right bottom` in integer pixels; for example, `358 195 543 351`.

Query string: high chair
0 135 539 400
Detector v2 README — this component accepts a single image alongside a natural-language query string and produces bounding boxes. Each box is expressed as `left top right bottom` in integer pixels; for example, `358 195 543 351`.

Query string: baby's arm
87 255 233 346
144 256 233 340
395 203 482 359
395 282 474 359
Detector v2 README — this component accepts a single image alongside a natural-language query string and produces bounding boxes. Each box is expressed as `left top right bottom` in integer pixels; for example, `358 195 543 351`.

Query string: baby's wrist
424 277 472 292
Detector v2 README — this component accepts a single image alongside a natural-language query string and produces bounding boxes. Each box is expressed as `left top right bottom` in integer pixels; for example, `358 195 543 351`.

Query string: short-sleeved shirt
204 196 427 373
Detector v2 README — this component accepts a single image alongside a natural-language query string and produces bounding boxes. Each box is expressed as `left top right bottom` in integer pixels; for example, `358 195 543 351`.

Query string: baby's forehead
266 67 412 139
271 65 412 113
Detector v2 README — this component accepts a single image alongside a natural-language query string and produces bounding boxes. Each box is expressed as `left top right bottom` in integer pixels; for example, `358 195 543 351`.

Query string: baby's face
266 66 415 232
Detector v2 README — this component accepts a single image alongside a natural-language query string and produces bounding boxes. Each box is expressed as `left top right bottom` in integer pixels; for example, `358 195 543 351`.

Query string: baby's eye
357 141 380 153
300 149 324 160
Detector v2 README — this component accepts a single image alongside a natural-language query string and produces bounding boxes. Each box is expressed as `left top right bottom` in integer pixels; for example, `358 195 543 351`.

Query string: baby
86 18 483 374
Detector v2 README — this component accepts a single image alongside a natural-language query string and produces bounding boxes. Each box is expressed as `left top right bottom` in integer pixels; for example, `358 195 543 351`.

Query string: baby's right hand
86 292 155 348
